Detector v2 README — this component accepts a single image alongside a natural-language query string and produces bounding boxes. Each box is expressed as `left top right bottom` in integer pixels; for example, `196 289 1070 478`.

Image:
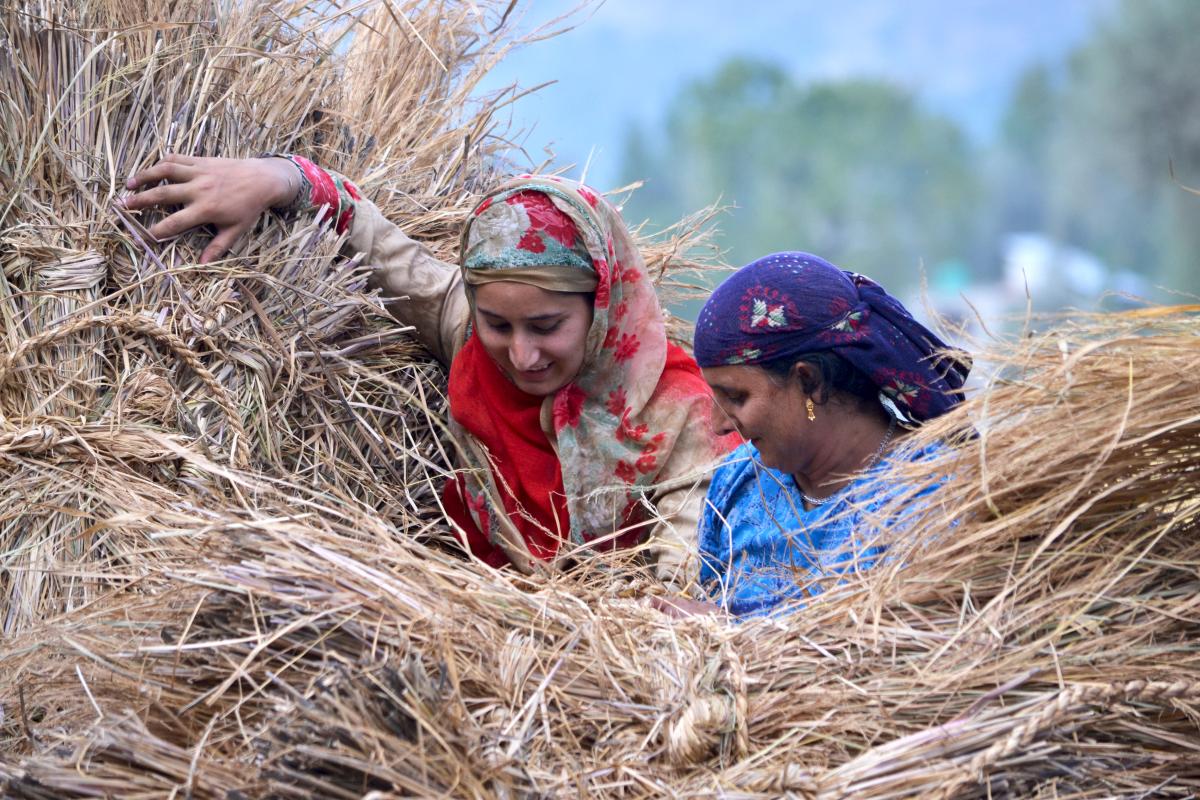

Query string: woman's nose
714 417 738 437
713 405 738 437
509 335 540 370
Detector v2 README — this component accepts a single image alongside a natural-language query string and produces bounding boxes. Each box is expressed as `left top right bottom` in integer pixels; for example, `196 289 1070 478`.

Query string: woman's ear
790 361 823 403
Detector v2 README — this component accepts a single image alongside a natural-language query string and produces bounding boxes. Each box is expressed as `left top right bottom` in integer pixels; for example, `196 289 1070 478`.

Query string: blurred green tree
619 59 980 293
1046 0 1200 293
992 64 1060 236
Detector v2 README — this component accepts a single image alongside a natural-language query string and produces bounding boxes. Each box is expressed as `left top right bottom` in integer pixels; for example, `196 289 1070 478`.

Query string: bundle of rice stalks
0 0 497 633
2 0 1199 797
1 305 1197 798
0 0 723 635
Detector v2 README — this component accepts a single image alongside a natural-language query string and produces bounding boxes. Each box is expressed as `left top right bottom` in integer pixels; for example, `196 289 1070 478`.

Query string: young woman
657 251 969 617
122 155 738 583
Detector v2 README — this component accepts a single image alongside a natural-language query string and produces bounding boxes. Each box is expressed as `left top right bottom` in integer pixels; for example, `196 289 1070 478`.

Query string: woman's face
473 281 593 396
702 364 809 472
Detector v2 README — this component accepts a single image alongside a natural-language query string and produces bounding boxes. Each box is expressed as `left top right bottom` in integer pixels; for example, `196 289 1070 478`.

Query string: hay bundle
1 307 1198 798
0 0 714 630
0 0 722 630
1 0 1199 797
0 0 494 632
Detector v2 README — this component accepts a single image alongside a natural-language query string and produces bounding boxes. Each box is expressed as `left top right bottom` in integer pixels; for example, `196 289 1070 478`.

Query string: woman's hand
648 595 720 619
120 154 300 263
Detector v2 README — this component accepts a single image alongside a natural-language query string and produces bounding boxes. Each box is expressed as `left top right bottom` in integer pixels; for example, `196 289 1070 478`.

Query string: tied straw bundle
0 307 1197 798
1 1 1199 798
0 0 719 634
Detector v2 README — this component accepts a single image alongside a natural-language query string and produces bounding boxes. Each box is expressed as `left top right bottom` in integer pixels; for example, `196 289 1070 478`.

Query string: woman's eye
532 322 562 335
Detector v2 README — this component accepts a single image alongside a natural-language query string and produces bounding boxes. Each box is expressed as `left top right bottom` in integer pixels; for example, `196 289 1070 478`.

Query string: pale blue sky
475 0 1114 190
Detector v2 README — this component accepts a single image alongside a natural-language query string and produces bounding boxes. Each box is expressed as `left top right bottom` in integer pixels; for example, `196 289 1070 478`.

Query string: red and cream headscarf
442 175 735 571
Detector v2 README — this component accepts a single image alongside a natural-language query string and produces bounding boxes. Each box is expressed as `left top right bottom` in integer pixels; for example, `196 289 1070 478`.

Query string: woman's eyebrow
476 307 566 322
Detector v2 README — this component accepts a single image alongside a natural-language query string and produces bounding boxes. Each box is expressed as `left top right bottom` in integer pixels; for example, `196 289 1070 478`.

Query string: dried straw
1 0 1199 798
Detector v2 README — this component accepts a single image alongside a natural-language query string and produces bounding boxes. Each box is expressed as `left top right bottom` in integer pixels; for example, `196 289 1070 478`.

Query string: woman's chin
520 384 557 397
508 370 567 396
753 443 784 470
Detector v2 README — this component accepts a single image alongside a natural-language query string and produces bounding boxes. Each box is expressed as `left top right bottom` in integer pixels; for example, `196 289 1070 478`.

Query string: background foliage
619 0 1200 309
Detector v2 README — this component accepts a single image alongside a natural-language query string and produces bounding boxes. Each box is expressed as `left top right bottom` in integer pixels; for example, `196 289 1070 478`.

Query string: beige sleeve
345 197 469 366
648 475 712 591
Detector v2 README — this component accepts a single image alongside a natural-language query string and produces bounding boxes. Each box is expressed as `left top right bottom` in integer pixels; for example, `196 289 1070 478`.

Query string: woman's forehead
473 281 590 317
701 364 768 391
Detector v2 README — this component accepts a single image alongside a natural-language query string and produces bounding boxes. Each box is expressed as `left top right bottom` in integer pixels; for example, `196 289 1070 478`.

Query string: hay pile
1 1 1199 797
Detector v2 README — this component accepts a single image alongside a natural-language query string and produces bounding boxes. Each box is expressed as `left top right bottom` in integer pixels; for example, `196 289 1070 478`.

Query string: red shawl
442 175 738 571
442 334 719 566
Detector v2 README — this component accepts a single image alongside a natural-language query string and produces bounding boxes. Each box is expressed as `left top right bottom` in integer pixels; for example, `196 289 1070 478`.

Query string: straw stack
1 1 1199 798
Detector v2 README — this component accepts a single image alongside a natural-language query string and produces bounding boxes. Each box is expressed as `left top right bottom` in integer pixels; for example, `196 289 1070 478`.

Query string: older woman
663 251 969 617
122 155 738 583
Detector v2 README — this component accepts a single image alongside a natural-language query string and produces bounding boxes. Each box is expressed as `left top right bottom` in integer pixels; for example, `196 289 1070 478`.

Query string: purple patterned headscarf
694 252 969 422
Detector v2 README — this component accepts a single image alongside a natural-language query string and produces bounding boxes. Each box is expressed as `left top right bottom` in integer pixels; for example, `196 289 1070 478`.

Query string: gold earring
806 398 816 422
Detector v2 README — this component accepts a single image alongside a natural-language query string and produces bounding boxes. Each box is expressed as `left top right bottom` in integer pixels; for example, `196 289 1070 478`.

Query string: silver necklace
802 416 897 506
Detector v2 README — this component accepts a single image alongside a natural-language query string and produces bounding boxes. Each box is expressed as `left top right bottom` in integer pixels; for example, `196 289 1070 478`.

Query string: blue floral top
698 441 944 617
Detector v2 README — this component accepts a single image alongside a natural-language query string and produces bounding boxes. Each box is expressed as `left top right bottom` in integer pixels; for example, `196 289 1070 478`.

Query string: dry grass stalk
0 0 601 630
1 0 1199 797
1 308 1197 798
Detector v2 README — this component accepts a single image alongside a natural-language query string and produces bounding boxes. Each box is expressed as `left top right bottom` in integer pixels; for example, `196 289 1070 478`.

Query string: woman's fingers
122 181 193 213
146 206 206 241
161 152 199 167
647 596 718 618
647 596 685 618
199 224 249 264
125 158 194 191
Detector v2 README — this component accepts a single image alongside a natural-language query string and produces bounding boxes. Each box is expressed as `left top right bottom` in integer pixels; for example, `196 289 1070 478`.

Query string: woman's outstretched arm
121 154 468 364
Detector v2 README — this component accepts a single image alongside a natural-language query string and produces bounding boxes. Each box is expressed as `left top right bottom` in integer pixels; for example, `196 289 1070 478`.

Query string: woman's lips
518 365 552 380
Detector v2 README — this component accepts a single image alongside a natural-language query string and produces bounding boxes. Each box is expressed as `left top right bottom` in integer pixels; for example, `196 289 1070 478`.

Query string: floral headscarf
694 252 970 422
445 176 731 570
462 189 595 283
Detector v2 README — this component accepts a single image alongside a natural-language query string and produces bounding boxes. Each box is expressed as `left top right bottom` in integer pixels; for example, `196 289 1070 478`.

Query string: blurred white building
907 232 1154 395
917 232 1152 339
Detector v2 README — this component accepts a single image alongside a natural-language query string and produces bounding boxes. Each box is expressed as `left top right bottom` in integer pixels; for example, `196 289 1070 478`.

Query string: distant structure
915 232 1152 344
